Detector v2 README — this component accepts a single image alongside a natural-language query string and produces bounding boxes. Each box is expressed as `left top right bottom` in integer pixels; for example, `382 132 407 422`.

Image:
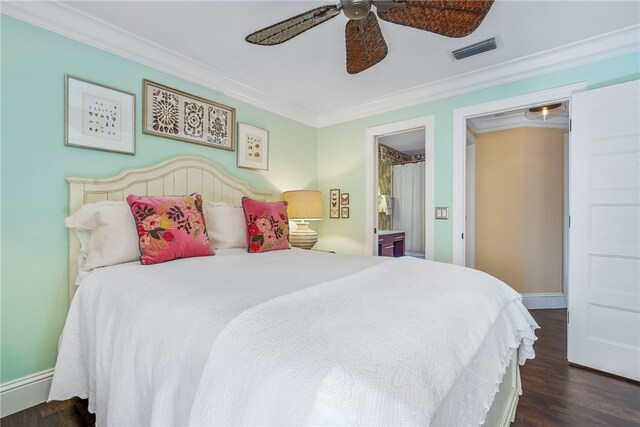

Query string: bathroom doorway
377 130 426 258
364 115 435 260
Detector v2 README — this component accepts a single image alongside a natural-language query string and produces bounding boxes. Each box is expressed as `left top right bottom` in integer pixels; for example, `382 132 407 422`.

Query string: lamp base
289 221 318 250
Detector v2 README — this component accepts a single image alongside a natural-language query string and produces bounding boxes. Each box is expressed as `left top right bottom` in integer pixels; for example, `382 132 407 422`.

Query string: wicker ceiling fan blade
345 13 389 74
246 5 340 45
377 0 494 38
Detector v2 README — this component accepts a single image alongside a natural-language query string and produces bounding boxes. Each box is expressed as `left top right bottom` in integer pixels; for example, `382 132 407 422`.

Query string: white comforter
49 249 538 426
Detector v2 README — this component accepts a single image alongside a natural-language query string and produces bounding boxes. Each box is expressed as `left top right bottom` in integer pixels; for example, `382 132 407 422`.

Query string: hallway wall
475 127 565 294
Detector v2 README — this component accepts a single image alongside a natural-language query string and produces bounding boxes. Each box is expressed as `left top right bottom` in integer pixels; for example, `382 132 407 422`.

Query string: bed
49 156 538 426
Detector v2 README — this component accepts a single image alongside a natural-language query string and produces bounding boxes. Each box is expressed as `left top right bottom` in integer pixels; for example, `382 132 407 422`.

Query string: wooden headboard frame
67 156 273 301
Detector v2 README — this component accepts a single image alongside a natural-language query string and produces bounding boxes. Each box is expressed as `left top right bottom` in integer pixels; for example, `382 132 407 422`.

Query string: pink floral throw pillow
241 197 290 253
126 193 213 265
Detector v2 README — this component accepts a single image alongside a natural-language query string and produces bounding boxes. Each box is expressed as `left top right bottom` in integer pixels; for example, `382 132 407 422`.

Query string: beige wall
475 127 565 294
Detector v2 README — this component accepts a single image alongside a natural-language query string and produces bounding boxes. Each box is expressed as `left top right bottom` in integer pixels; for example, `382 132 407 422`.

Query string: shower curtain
392 162 425 255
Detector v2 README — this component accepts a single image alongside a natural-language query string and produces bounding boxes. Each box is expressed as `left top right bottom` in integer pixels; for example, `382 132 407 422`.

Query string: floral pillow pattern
241 197 290 253
126 193 213 265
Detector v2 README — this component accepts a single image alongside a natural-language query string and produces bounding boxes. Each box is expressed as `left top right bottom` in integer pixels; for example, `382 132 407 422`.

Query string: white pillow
65 200 140 271
204 202 248 250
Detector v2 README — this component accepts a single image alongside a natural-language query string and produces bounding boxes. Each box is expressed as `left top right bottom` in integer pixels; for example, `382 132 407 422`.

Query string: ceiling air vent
452 37 497 60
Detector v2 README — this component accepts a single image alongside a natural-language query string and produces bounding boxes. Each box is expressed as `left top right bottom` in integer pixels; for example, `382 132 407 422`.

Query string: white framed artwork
142 80 235 151
237 123 269 171
65 75 135 155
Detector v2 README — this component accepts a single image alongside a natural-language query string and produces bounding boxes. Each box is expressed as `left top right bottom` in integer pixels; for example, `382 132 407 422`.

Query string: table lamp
283 190 322 249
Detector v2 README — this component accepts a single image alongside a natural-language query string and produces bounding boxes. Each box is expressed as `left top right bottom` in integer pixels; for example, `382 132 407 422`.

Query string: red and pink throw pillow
126 193 213 265
241 197 290 253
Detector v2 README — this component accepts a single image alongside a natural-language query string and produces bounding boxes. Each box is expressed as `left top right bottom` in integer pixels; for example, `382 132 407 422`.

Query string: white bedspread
49 250 538 426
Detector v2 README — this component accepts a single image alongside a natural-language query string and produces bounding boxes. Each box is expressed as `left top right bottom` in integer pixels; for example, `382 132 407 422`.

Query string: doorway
452 84 586 310
365 116 435 259
465 105 570 309
378 129 426 257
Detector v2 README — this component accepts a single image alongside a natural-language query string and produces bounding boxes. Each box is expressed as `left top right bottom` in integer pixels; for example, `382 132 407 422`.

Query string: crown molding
316 24 640 127
0 1 318 127
2 2 638 129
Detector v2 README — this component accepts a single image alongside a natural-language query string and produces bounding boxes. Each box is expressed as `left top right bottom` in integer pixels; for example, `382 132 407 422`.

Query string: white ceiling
3 1 639 126
379 129 426 155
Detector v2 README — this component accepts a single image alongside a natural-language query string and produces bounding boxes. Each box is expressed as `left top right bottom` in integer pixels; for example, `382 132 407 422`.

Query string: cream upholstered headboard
67 156 273 301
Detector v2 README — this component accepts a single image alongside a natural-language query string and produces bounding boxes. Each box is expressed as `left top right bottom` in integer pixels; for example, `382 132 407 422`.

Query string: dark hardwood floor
0 397 94 427
513 309 640 427
2 309 638 426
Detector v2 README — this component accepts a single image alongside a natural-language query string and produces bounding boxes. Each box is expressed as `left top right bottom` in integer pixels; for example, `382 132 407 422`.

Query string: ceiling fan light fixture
245 0 495 73
342 0 371 20
525 103 566 121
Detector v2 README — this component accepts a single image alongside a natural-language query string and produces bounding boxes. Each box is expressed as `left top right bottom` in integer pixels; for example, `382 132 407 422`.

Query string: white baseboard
0 369 54 418
522 292 567 309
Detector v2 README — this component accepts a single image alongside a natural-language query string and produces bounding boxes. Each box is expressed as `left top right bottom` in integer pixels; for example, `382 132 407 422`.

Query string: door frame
452 82 586 307
365 116 435 259
465 129 477 269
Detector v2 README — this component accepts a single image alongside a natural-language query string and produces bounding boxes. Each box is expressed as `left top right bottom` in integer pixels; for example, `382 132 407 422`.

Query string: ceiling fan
246 0 495 74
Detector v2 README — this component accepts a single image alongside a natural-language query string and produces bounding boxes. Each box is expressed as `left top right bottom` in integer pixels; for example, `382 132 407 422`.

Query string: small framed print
329 189 340 219
237 123 269 171
341 206 350 219
142 79 235 150
65 75 135 155
341 193 350 205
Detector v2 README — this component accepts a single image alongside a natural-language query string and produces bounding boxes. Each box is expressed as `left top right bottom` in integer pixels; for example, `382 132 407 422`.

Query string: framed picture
65 75 135 155
341 206 350 219
142 80 235 151
341 193 350 205
329 189 340 219
237 123 269 171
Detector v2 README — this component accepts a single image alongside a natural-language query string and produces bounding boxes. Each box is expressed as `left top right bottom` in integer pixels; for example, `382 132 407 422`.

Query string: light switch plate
435 206 449 220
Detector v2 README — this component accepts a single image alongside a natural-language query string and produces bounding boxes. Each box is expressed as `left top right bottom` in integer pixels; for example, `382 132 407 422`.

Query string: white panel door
568 80 640 380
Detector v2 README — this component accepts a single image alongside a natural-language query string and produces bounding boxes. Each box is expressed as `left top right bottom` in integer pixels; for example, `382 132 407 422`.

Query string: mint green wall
0 15 317 383
315 53 640 259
